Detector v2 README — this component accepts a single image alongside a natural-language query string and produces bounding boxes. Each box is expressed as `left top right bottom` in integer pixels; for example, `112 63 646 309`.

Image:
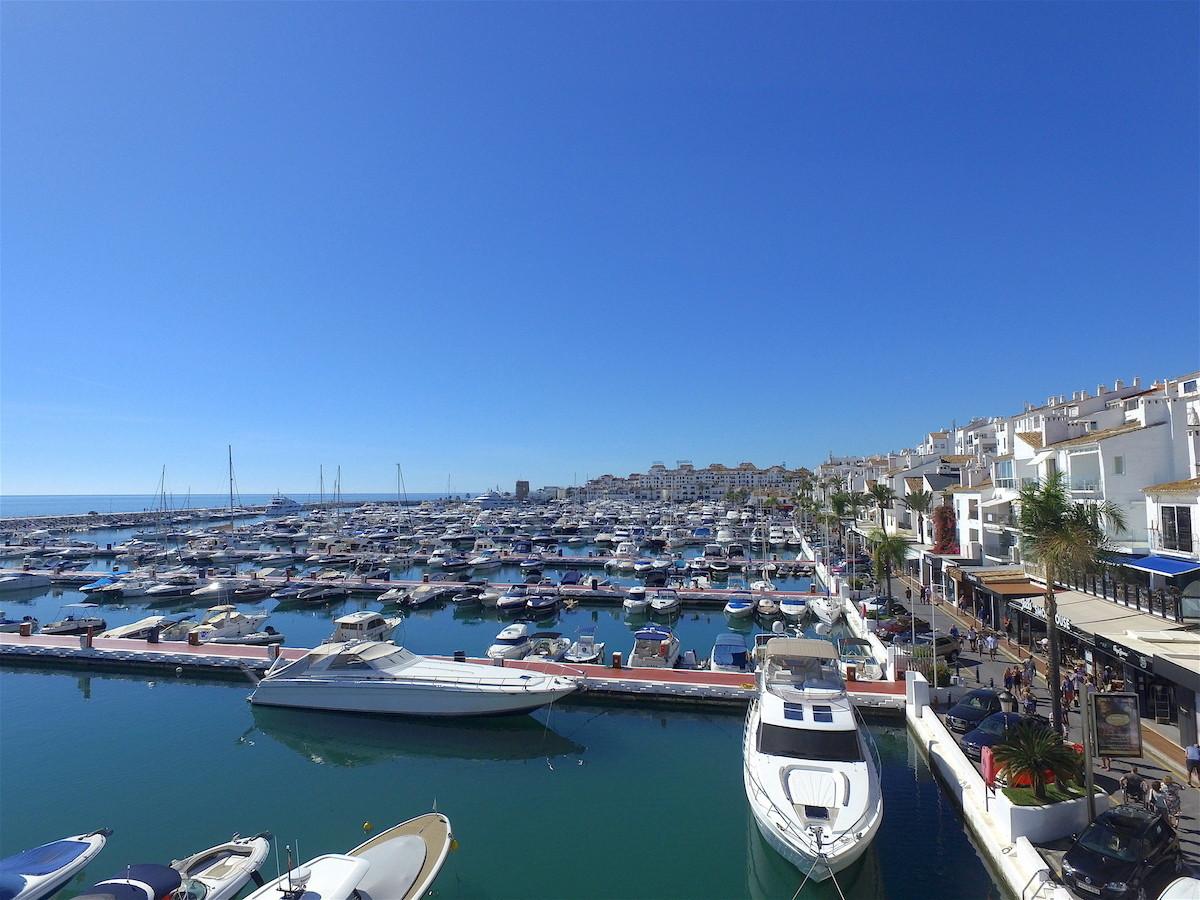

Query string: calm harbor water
0 667 1004 899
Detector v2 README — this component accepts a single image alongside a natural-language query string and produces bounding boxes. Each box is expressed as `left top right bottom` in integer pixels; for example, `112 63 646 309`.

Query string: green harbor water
0 667 1004 899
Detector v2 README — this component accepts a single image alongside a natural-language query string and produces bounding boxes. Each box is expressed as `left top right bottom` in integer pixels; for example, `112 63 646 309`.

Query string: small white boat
487 622 533 659
628 625 680 668
40 603 106 636
250 641 577 717
836 637 883 681
191 579 238 601
495 586 529 614
756 596 780 617
523 631 570 662
185 606 270 643
778 597 808 621
623 586 650 614
648 589 681 616
171 833 272 900
379 587 408 604
0 828 110 900
810 596 843 626
0 573 51 593
468 548 503 569
244 814 452 900
723 592 755 619
479 588 502 608
709 632 752 672
99 615 185 640
564 628 605 665
0 612 39 633
326 611 401 643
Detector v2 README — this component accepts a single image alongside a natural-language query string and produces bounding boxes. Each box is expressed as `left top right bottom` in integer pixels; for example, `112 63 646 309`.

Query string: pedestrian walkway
891 573 1199 877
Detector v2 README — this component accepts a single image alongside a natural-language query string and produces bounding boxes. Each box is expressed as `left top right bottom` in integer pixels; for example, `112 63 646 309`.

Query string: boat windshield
757 723 863 762
764 655 844 693
177 879 208 900
494 636 528 646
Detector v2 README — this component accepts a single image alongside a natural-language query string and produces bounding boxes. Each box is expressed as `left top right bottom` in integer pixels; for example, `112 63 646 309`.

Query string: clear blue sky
2 2 1197 496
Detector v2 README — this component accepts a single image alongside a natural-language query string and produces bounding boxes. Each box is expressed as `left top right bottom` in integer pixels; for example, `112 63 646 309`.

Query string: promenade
893 573 1199 880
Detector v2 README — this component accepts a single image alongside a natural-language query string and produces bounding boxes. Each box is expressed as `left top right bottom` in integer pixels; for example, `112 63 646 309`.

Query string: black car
959 712 1051 760
945 689 1002 733
1062 804 1182 900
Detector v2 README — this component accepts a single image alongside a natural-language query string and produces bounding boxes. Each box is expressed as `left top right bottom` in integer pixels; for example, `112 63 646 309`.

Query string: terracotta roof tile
947 480 993 494
1142 476 1200 495
1051 421 1158 449
1015 432 1044 450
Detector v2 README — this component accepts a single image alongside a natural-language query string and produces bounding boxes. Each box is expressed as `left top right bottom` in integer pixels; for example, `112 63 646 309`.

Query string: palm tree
867 484 896 529
992 721 1082 801
1019 472 1127 732
905 489 934 541
847 492 869 521
869 529 908 600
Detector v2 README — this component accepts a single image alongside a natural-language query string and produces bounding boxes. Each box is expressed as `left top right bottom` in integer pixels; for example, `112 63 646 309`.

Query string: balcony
1149 527 1199 558
1066 479 1100 496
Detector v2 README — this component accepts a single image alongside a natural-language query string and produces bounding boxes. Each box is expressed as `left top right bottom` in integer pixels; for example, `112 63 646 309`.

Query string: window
995 459 1015 489
1113 456 1125 476
1161 506 1194 553
1183 379 1198 394
757 724 864 762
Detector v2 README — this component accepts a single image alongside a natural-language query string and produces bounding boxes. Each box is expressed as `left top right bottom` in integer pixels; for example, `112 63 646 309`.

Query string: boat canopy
280 642 418 678
713 634 749 668
634 625 672 641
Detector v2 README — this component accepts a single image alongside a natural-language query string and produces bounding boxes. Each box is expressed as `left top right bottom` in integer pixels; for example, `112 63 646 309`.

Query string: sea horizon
0 492 467 518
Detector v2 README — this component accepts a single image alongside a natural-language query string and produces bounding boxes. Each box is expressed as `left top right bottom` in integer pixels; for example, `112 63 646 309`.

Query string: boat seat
353 836 426 900
0 872 27 900
189 850 247 879
0 840 90 876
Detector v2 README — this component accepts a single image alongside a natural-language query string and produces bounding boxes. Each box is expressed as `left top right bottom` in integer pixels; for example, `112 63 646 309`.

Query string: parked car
1061 804 1182 900
860 597 907 618
944 689 1002 733
893 631 962 660
877 616 931 641
959 712 1051 760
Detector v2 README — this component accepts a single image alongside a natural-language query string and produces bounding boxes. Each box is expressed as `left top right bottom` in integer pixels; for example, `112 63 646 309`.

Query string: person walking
1121 766 1147 807
968 626 978 653
1186 741 1200 787
1023 688 1038 716
905 586 912 603
1003 667 1014 692
1061 676 1075 713
1023 656 1035 687
987 633 998 661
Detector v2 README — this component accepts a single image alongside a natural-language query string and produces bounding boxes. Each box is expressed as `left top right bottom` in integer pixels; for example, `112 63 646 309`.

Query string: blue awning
1122 555 1200 577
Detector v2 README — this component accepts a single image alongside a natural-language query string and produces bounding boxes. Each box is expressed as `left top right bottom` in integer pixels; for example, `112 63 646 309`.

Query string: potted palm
993 721 1082 803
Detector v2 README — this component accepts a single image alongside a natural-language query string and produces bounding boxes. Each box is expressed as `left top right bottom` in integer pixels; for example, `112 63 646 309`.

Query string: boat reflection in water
745 813 882 900
250 704 585 766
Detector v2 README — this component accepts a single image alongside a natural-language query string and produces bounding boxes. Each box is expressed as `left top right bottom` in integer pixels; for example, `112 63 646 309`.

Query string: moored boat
0 828 110 900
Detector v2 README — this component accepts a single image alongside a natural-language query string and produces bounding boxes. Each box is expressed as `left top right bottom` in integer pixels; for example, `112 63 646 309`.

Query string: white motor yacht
742 638 883 882
326 611 402 644
190 579 238 601
0 573 51 593
628 625 680 668
99 615 187 640
487 622 532 659
243 814 451 900
167 606 270 643
250 641 577 717
467 548 503 570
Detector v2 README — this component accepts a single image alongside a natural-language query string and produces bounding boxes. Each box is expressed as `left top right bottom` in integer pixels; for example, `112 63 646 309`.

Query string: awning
1013 589 1186 638
1027 449 1055 467
945 565 962 582
1121 555 1200 578
980 497 1010 509
977 580 1047 597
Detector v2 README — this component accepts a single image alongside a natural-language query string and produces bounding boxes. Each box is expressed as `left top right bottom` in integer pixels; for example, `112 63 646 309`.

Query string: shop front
1093 632 1175 725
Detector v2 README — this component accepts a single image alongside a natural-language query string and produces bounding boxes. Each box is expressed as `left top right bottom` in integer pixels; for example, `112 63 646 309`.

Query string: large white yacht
250 640 577 717
742 638 882 882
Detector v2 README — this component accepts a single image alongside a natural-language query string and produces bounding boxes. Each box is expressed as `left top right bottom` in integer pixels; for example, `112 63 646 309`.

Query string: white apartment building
582 461 795 501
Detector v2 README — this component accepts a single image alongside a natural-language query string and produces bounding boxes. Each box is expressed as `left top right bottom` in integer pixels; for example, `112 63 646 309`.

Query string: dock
0 632 906 713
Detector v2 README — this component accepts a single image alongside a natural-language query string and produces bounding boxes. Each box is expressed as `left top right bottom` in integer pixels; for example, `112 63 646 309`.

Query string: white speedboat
495 586 530 614
743 638 883 882
0 612 39 634
622 586 649 614
487 622 532 659
628 625 680 668
467 548 503 570
185 606 270 643
756 596 780 617
564 628 605 665
99 615 187 640
648 589 681 616
244 814 452 900
0 573 51 593
379 587 408 604
326 611 401 643
250 641 577 717
0 828 110 900
171 833 272 900
810 596 843 626
40 603 106 635
723 592 755 619
523 631 570 662
778 597 808 621
190 579 238 601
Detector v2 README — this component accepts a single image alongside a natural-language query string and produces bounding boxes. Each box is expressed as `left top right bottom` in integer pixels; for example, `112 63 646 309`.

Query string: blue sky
2 2 1197 496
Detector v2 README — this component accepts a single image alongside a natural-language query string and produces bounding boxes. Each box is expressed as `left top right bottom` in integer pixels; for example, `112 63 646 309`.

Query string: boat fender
658 642 668 658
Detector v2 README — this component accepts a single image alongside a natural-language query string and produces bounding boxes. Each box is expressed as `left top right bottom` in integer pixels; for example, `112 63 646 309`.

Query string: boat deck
0 632 905 712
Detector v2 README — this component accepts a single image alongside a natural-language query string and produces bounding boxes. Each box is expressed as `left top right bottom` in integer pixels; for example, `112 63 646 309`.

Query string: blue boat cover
0 839 91 877
634 625 672 640
713 637 748 669
1121 555 1200 577
80 866 181 900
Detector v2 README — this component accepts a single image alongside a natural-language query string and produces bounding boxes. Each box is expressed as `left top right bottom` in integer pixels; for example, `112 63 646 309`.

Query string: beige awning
1017 589 1185 637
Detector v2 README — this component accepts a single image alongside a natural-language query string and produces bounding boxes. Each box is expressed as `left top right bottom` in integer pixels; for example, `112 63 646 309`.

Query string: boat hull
250 680 576 717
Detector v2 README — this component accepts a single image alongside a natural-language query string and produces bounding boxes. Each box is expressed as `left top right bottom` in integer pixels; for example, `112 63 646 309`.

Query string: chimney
1133 376 1141 387
1115 379 1125 390
1097 384 1107 395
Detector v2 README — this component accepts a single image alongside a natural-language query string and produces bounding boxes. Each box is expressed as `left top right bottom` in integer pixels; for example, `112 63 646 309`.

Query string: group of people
1120 765 1184 828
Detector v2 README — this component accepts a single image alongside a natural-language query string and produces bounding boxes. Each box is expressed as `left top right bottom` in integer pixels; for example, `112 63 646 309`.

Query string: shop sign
1095 635 1153 673
1090 692 1143 758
